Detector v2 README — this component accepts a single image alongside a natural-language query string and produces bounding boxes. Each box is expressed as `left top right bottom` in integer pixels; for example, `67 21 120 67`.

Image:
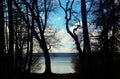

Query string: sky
23 0 120 53
49 0 81 30
48 0 80 53
33 0 96 53
52 30 76 53
29 0 80 53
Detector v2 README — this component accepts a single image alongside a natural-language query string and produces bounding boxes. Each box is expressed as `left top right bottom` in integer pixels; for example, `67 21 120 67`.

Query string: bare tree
97 0 119 78
7 0 14 79
13 0 57 74
58 0 82 58
0 0 5 79
27 0 34 73
81 0 91 54
80 0 91 78
58 0 86 76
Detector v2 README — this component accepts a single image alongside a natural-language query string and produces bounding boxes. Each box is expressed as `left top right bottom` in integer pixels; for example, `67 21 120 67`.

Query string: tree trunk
28 2 34 72
99 0 109 79
7 0 14 79
28 31 33 73
81 0 91 54
0 0 5 79
81 0 91 78
13 0 52 74
41 0 52 74
40 36 52 74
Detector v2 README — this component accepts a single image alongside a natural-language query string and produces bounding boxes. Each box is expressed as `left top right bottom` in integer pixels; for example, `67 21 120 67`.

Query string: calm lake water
34 57 75 74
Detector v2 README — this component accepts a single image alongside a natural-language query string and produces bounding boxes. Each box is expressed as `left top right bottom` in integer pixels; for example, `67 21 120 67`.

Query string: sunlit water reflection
34 57 75 74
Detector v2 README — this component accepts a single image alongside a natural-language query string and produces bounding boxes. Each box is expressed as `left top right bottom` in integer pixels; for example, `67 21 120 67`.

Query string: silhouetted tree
7 0 14 79
0 0 5 79
27 1 34 73
14 13 26 74
81 0 91 54
58 0 92 77
80 0 91 78
58 0 82 61
91 0 120 78
13 0 57 74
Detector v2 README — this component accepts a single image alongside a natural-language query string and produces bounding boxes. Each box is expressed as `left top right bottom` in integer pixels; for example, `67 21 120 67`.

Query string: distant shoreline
31 53 79 57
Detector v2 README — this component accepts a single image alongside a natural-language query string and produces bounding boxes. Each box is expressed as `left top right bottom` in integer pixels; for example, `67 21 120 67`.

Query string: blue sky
31 0 98 53
48 0 93 30
47 0 78 52
46 0 95 53
49 0 81 30
32 0 78 53
49 10 66 30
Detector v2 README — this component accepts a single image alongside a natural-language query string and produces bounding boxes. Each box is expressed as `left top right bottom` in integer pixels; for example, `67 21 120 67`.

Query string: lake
32 56 76 74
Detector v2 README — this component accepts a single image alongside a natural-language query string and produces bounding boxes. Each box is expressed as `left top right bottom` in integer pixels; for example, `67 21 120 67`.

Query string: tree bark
81 0 91 78
13 0 52 74
28 1 34 73
81 0 91 54
99 0 109 79
7 0 14 79
0 0 5 79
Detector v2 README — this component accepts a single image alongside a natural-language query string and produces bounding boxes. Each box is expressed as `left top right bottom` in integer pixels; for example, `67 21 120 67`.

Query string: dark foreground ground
16 53 120 79
16 73 76 79
18 71 120 79
20 73 84 79
6 53 120 79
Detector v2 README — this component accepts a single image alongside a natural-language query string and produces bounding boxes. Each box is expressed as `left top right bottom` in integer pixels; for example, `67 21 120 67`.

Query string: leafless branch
58 0 65 11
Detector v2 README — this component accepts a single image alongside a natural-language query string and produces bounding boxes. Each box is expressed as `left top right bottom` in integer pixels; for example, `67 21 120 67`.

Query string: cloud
51 29 75 53
52 46 73 53
47 23 98 53
56 17 62 21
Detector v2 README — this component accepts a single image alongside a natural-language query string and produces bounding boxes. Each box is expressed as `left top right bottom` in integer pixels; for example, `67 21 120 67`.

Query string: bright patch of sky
47 0 79 52
51 29 76 53
46 0 97 53
49 10 65 30
49 0 81 30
